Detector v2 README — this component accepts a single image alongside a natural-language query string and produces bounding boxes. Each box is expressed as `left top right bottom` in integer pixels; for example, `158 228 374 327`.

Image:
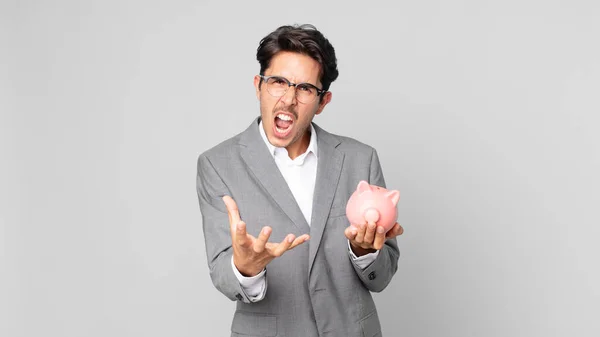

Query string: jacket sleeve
196 153 265 303
348 148 400 292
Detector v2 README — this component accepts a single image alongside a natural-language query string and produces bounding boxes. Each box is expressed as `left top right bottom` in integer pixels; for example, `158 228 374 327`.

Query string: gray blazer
196 117 400 337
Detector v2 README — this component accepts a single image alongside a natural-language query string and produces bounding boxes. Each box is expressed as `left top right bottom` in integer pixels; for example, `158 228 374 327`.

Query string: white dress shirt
231 120 379 301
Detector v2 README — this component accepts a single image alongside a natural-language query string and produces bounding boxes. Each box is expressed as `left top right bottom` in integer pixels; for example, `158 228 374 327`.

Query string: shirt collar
258 119 318 162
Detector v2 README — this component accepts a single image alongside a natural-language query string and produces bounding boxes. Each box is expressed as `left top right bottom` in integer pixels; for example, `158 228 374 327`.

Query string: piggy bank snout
363 208 380 223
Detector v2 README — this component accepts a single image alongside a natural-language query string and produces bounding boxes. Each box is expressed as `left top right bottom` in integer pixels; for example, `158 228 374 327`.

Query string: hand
223 195 310 277
344 222 404 256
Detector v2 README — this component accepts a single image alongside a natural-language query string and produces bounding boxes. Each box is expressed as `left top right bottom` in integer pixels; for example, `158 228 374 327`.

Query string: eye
297 84 315 93
267 77 287 86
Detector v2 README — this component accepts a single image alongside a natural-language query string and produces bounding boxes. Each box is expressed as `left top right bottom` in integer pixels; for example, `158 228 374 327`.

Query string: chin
268 135 292 148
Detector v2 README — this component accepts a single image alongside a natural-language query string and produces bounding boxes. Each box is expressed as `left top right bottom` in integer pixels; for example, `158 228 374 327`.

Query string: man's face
254 51 332 158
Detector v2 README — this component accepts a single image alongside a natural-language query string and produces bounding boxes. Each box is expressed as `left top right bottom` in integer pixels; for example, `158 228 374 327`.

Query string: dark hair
257 24 339 94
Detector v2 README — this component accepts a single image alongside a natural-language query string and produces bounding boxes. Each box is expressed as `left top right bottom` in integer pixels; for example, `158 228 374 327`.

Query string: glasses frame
259 75 326 103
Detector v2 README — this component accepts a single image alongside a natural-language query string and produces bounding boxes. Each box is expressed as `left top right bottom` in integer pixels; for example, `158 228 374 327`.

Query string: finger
385 223 399 238
363 221 377 244
386 223 404 238
270 234 296 257
344 226 358 240
398 224 404 235
288 234 310 250
222 195 241 225
354 223 366 243
253 226 272 253
235 221 251 248
373 226 386 250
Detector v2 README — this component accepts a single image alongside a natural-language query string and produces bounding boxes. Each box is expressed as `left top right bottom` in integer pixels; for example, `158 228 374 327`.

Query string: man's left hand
344 222 404 257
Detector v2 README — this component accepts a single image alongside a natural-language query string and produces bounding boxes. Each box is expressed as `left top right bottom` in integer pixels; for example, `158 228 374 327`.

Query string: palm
223 195 310 277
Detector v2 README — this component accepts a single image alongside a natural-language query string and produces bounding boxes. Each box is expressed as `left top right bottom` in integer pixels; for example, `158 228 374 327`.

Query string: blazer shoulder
315 123 375 154
328 130 376 156
197 132 243 164
338 135 375 151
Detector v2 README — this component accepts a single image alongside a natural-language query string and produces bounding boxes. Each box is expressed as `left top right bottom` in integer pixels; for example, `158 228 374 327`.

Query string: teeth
275 126 288 133
277 114 292 121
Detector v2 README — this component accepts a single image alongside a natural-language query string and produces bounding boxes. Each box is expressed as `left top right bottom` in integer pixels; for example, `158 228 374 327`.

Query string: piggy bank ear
357 180 371 193
385 190 400 205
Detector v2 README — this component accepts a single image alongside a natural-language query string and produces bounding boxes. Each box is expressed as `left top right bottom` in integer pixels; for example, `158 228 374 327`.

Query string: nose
279 84 298 106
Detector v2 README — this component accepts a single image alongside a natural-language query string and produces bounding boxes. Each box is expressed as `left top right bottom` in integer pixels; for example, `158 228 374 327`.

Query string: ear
314 91 332 116
253 75 262 100
357 180 371 193
385 190 400 206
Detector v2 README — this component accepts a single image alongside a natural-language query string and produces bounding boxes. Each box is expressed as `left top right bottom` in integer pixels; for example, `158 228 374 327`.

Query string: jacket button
368 271 376 280
235 293 243 300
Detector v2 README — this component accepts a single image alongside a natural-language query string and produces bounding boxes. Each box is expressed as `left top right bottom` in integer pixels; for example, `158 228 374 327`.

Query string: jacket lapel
308 124 344 275
238 117 311 233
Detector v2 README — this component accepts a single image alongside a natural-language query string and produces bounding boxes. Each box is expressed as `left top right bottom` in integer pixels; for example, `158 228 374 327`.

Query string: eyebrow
267 74 319 87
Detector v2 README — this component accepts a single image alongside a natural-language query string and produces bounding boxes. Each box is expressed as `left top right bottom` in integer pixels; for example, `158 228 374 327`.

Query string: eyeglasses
259 75 326 104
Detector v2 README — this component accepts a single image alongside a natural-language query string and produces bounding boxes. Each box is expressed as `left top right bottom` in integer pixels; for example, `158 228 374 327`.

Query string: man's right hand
223 195 310 277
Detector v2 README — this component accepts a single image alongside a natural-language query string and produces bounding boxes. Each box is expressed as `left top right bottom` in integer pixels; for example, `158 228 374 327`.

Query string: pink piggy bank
345 180 400 233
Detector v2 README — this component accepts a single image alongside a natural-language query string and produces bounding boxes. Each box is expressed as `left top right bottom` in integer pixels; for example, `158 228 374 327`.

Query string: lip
274 111 295 120
272 111 295 139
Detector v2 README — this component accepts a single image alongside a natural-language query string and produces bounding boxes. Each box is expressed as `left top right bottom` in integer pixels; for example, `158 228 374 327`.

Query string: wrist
349 242 377 257
233 258 262 277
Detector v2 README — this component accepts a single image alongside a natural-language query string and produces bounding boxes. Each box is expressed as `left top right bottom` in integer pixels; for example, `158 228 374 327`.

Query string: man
196 24 403 337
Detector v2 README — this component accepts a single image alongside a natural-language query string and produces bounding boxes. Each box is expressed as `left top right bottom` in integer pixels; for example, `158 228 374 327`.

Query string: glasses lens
263 76 320 103
296 84 317 103
266 77 288 97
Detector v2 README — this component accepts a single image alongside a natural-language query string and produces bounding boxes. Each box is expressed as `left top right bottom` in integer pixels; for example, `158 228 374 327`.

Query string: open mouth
273 113 294 137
